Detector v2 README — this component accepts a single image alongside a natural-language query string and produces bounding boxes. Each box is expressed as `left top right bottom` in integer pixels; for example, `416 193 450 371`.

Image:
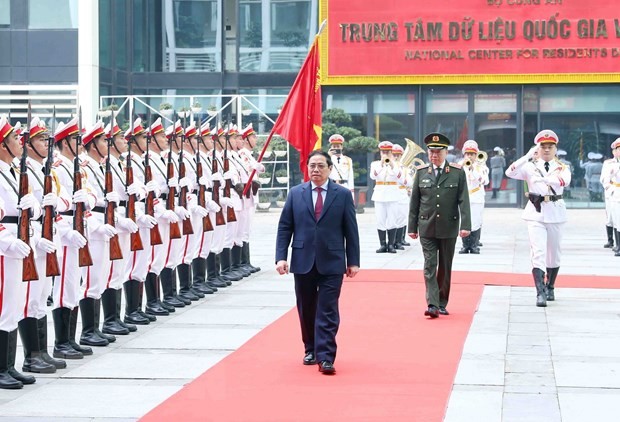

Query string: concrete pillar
78 0 99 128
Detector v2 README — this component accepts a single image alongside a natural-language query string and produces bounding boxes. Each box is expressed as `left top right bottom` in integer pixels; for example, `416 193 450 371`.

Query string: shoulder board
53 159 62 167
416 163 430 170
80 161 90 168
449 162 462 169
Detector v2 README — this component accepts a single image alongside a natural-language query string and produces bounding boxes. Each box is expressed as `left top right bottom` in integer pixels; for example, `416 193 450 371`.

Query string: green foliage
159 102 173 111
339 126 362 140
378 114 404 131
322 108 352 127
275 31 305 47
347 136 377 153
245 22 263 48
275 169 288 177
104 104 119 111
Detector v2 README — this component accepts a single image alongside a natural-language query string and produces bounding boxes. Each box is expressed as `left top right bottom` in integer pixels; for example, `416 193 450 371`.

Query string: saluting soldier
0 116 43 389
327 134 354 195
506 130 571 307
370 141 404 253
408 133 471 318
600 138 620 255
458 140 489 254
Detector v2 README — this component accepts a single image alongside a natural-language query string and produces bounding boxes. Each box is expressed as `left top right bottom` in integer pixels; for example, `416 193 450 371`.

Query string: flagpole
242 19 327 197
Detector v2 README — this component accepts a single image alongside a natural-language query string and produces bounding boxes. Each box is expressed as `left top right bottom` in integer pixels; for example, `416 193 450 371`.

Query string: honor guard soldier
21 116 72 373
600 138 620 255
458 140 489 254
370 141 404 253
52 118 96 359
0 116 44 388
490 147 506 199
581 152 604 202
391 144 412 249
80 121 121 347
506 130 571 306
327 134 354 194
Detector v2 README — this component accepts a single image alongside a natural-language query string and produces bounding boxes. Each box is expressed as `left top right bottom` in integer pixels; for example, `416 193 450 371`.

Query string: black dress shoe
303 352 317 365
318 361 335 375
438 307 449 315
424 305 439 318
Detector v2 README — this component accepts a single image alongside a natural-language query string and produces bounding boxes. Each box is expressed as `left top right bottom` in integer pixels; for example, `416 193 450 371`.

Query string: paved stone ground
0 206 617 421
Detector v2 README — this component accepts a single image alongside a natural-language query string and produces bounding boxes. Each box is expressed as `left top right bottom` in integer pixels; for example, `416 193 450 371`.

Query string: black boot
8 329 36 384
376 230 388 253
94 299 116 343
604 225 614 248
386 229 397 253
242 242 260 273
52 308 83 359
215 253 233 285
37 316 66 368
393 228 405 250
231 245 251 277
69 307 93 355
115 288 136 332
476 227 483 247
79 298 109 347
459 234 470 254
207 253 228 288
18 318 55 373
546 267 559 301
469 230 481 254
532 268 547 307
161 268 186 308
171 270 191 305
220 249 242 281
179 263 204 300
145 272 170 315
124 280 150 325
0 330 23 389
614 229 620 255
137 282 157 321
192 257 216 294
101 289 130 335
492 188 498 199
400 226 411 246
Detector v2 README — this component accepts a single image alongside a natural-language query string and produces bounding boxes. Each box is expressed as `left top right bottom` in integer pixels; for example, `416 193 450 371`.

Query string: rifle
125 109 144 252
223 121 237 223
18 103 39 281
178 115 193 235
143 113 163 245
195 119 213 232
105 110 123 261
42 107 60 276
211 123 226 226
75 108 93 267
166 117 182 239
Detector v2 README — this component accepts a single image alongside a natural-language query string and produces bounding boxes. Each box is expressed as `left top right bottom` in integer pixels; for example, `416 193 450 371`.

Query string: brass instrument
402 138 426 169
383 157 390 164
464 159 473 167
477 151 488 164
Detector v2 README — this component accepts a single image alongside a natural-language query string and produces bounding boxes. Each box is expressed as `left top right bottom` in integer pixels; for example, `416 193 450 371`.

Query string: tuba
402 138 426 169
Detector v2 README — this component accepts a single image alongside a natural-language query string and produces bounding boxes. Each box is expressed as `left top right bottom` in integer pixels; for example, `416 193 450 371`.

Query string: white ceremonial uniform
53 154 97 309
330 154 355 192
460 161 489 232
179 151 202 266
370 160 405 230
208 150 227 255
196 149 215 259
395 163 412 229
600 157 620 229
237 148 265 244
506 158 571 270
222 150 242 250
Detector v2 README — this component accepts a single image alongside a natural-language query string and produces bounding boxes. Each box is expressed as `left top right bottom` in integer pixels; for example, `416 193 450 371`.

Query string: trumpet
383 157 391 165
463 159 473 167
477 151 488 164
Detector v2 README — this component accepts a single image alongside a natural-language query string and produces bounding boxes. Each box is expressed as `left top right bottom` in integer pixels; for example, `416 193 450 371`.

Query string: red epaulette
449 162 462 169
416 163 430 171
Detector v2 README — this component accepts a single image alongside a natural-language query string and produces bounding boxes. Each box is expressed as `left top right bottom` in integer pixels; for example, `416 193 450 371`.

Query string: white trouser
182 212 204 265
0 253 28 331
81 237 110 300
470 203 484 232
198 221 214 259
395 201 408 228
108 231 131 291
374 201 399 230
210 213 226 254
127 225 153 283
605 198 613 226
610 201 620 229
527 220 564 270
236 207 251 244
223 205 239 248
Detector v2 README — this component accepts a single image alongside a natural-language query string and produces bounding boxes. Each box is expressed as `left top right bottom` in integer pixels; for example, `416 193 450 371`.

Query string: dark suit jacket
409 163 471 238
276 180 360 275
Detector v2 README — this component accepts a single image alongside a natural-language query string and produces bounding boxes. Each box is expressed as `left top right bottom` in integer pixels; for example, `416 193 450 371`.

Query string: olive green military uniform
408 162 471 308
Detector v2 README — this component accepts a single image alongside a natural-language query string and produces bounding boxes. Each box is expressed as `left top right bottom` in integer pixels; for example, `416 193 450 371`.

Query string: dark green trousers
420 237 457 308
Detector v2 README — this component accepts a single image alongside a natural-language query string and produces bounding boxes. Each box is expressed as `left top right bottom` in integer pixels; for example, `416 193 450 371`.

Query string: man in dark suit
276 150 360 375
408 133 471 318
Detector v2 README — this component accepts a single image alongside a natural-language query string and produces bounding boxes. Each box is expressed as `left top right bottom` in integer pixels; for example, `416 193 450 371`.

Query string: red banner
320 0 620 84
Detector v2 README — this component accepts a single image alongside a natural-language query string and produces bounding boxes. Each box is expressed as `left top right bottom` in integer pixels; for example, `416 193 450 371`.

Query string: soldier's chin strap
65 138 78 158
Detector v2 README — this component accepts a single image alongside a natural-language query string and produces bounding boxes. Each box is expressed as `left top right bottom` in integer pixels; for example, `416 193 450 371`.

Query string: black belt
530 194 563 203
1 216 19 224
119 200 128 207
59 211 73 217
92 206 106 213
206 188 213 193
160 194 167 201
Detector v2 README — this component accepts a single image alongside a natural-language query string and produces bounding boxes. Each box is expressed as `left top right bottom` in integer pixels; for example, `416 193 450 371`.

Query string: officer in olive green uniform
408 133 471 318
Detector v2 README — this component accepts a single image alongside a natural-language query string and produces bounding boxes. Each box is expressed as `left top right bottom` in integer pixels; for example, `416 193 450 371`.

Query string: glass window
99 0 111 68
0 0 9 27
115 0 127 70
29 0 78 29
164 0 220 72
373 93 416 146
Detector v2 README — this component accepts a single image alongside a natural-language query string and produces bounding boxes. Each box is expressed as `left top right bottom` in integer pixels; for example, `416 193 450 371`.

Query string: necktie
435 166 441 178
314 187 323 220
544 162 550 172
9 167 16 180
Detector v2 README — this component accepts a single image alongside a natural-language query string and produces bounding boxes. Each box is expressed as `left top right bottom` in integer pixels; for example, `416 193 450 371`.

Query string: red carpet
141 270 614 422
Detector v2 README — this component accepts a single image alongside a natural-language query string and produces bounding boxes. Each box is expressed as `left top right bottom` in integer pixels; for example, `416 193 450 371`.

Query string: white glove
145 180 161 197
36 237 57 254
127 182 145 197
42 192 58 209
223 170 234 180
65 230 87 249
168 177 179 188
206 199 221 213
179 177 191 188
192 205 209 218
8 239 32 259
175 206 191 220
220 196 234 207
199 175 211 188
94 224 118 239
19 193 37 211
525 146 539 160
137 214 157 229
211 172 224 183
106 191 120 204
73 189 89 204
117 217 139 233
251 161 263 171
161 209 180 223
